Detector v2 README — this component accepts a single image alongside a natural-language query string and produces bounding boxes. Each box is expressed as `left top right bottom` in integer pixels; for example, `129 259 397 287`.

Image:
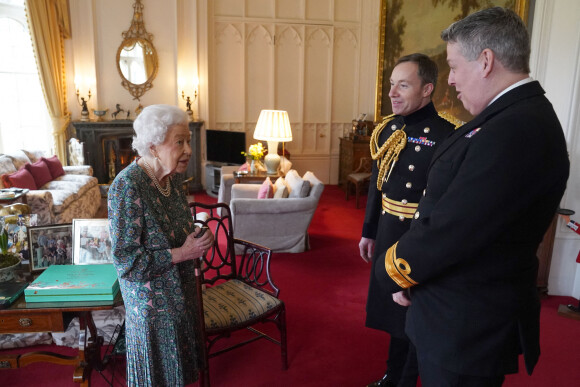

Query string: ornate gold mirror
116 0 158 100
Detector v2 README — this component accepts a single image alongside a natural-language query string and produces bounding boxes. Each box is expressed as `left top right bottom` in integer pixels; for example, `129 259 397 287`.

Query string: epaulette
438 111 465 129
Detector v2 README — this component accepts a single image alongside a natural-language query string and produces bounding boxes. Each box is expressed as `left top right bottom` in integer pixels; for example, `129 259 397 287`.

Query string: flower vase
250 159 257 173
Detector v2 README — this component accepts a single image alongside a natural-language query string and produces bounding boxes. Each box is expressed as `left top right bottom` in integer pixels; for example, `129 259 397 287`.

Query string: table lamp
253 110 293 175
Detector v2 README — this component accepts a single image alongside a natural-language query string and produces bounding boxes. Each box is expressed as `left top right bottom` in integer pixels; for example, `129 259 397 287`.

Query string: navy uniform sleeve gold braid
374 81 569 376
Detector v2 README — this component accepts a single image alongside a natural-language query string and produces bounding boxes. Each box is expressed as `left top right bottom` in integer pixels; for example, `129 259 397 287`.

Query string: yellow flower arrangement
241 142 265 160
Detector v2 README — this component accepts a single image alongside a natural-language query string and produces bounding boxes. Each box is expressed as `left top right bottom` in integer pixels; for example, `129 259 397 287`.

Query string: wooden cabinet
338 137 370 189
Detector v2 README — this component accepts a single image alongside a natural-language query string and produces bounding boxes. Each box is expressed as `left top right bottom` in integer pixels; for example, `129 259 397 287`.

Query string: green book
0 281 28 308
25 264 119 302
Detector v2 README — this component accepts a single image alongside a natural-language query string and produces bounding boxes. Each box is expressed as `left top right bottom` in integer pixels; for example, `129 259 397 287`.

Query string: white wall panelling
208 0 368 182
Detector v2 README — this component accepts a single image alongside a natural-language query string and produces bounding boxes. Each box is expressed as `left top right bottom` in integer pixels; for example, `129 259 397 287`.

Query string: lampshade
253 110 293 142
253 110 292 175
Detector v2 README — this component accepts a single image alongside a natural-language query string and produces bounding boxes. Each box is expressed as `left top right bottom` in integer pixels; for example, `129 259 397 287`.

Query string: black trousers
418 355 505 387
386 336 419 387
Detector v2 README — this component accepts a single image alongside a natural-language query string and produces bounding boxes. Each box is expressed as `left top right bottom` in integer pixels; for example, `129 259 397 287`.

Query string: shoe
367 373 396 387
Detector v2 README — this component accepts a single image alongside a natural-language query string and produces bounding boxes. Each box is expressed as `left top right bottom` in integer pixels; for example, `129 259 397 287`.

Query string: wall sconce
76 88 92 122
181 89 198 122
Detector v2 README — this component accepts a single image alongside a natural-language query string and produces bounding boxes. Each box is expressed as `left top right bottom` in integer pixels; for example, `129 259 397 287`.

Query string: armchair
188 202 287 386
229 171 324 253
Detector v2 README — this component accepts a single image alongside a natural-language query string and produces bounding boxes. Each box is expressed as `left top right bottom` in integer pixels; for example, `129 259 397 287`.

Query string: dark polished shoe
367 373 396 387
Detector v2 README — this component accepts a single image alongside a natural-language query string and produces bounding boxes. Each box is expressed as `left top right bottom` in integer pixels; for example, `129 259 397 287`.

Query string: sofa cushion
42 156 65 179
25 160 53 188
50 189 79 214
285 169 311 198
257 177 274 199
273 177 289 198
0 155 17 189
1 168 37 190
22 149 45 163
6 150 31 171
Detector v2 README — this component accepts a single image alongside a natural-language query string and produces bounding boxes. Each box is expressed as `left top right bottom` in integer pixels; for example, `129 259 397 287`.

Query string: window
0 0 52 155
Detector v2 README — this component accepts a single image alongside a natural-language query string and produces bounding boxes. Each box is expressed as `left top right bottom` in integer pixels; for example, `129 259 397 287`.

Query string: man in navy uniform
360 53 455 387
375 8 569 386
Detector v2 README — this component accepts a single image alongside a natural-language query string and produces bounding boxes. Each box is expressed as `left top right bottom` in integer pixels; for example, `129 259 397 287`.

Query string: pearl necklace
141 158 171 197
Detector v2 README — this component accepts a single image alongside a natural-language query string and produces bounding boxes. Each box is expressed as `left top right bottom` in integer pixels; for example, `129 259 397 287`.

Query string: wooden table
0 292 123 386
234 170 282 184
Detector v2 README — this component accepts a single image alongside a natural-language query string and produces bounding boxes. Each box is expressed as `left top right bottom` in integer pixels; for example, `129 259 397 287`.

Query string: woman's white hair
132 104 188 156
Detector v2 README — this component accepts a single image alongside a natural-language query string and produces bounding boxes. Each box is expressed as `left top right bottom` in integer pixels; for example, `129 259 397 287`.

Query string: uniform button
415 145 421 152
382 193 386 199
402 199 408 204
424 127 430 133
406 182 412 189
382 210 386 215
423 189 426 196
414 211 420 219
408 164 415 171
399 216 405 221
391 124 397 130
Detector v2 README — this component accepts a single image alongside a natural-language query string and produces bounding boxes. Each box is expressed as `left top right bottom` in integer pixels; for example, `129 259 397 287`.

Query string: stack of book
0 280 28 308
25 264 119 303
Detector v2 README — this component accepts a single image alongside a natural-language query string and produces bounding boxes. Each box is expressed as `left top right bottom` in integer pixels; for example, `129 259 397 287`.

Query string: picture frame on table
374 0 531 123
2 214 38 263
28 223 73 273
72 219 113 265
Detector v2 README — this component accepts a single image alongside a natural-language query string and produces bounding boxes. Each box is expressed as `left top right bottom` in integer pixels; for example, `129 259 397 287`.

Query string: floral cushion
202 279 281 329
0 155 17 188
6 150 31 170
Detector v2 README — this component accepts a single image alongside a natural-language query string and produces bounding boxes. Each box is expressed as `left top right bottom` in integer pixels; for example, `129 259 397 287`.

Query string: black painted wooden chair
189 201 288 387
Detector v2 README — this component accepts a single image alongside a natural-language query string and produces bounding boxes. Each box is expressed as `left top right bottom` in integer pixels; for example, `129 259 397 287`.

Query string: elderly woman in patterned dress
108 104 214 386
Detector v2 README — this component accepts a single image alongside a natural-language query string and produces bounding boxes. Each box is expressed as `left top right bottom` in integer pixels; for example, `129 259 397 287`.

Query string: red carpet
3 185 579 386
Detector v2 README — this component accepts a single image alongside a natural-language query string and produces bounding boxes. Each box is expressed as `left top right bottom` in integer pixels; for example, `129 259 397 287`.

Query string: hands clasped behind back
172 227 214 263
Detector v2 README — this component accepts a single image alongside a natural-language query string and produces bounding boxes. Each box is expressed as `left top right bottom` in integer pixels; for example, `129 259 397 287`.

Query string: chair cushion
42 155 65 179
203 279 282 329
1 168 37 190
273 177 289 198
257 177 274 199
348 172 372 183
285 169 311 198
25 160 53 188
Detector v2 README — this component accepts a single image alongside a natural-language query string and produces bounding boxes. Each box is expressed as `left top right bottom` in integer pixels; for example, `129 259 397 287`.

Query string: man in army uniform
375 8 569 385
360 53 455 387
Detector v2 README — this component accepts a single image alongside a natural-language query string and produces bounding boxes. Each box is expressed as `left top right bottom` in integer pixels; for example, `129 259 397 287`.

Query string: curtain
25 0 71 162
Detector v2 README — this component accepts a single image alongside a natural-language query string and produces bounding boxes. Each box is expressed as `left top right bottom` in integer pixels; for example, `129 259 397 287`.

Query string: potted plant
0 228 21 282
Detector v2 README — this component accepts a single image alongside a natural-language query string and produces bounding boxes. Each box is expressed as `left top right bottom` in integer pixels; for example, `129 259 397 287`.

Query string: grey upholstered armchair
229 171 324 253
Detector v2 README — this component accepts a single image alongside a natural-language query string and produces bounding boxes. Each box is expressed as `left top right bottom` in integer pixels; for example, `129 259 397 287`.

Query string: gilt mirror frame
374 0 531 123
116 0 158 100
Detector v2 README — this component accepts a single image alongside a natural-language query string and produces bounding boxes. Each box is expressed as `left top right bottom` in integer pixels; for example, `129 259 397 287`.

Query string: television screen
206 129 246 165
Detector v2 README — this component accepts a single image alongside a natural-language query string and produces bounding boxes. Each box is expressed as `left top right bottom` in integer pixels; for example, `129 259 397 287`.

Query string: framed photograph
1 214 38 262
375 0 531 123
28 223 73 273
72 219 113 265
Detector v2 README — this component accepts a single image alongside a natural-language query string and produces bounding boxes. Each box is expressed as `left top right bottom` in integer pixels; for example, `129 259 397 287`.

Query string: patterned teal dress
108 161 200 387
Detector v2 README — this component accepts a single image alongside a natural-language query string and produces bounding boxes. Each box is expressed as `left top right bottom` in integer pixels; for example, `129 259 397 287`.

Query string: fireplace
70 121 203 191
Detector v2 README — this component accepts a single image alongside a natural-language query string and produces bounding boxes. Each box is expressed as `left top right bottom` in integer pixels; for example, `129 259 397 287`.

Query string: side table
0 292 124 386
0 188 29 205
234 170 282 184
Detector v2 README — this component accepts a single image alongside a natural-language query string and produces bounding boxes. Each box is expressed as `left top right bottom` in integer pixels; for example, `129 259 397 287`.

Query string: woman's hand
172 226 214 263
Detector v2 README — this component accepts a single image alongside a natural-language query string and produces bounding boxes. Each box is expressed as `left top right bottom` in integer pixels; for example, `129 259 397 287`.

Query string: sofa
0 149 101 225
229 170 324 253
